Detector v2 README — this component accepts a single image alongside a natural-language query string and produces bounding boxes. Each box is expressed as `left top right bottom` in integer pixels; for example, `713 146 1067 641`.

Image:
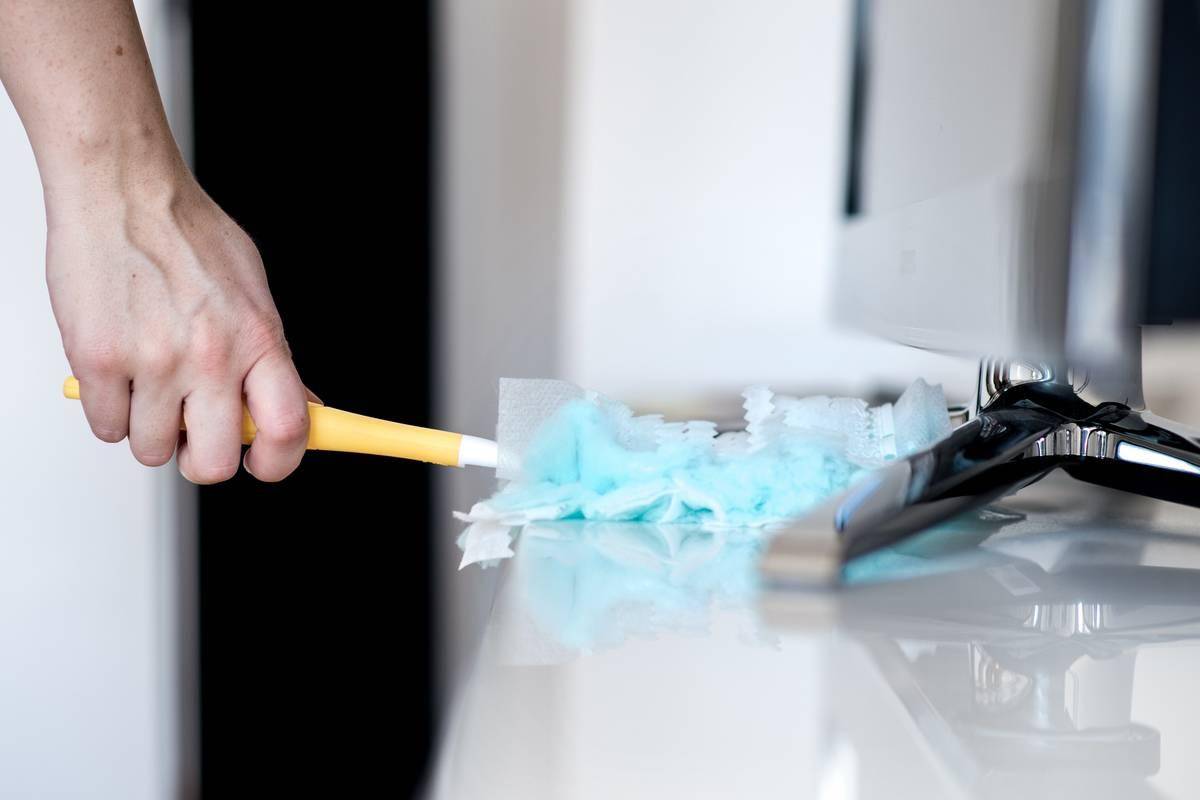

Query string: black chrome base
762 359 1200 582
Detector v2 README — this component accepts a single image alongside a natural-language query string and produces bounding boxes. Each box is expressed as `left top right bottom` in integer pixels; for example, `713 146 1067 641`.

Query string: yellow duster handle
62 377 497 469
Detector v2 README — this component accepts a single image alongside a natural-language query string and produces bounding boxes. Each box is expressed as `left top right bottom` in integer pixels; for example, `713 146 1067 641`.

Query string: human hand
0 0 310 482
47 160 310 483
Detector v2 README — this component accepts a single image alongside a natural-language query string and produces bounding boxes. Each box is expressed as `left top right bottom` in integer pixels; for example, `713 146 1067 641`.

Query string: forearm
0 0 183 216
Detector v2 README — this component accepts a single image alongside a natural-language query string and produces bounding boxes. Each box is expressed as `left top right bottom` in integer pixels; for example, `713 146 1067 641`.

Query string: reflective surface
432 475 1200 799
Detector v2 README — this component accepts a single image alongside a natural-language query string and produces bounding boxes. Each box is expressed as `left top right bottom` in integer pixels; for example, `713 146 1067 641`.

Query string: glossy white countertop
431 474 1200 799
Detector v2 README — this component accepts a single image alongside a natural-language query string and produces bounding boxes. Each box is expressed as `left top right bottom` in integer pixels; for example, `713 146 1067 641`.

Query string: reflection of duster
514 521 761 653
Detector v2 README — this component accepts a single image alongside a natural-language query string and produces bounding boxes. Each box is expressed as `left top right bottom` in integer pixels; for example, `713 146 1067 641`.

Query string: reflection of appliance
821 525 1200 798
778 1 1200 566
855 637 1160 799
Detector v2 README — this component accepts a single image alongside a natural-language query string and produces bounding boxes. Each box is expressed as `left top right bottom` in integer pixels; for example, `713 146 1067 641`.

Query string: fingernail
242 451 256 478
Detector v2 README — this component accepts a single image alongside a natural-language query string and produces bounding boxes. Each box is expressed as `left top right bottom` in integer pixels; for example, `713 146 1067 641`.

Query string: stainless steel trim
1064 0 1161 408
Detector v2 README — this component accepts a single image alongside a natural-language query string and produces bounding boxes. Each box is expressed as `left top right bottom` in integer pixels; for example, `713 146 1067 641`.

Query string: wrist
40 118 191 224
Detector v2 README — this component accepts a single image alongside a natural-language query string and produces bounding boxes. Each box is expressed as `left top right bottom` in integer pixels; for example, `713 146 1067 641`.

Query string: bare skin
0 0 310 483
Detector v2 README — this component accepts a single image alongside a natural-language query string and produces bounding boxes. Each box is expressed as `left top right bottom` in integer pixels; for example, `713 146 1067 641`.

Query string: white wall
560 0 973 412
0 2 195 797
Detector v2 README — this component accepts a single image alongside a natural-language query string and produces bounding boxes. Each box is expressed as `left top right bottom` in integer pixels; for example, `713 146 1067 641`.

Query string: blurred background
2 0 1199 798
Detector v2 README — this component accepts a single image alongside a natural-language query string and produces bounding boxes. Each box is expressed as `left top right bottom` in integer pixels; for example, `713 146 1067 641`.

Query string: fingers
77 373 131 443
177 386 244 484
73 349 310 483
242 351 309 482
128 378 183 467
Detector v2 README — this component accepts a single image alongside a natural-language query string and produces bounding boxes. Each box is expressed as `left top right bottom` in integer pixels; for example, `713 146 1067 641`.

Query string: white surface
433 482 1200 799
433 546 826 800
0 3 193 797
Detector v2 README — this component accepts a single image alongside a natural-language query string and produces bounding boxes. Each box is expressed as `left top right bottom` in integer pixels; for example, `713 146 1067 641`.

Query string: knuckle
241 314 286 357
138 340 179 376
259 408 309 444
189 321 234 376
71 340 125 376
